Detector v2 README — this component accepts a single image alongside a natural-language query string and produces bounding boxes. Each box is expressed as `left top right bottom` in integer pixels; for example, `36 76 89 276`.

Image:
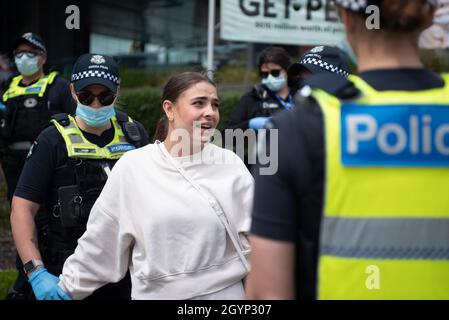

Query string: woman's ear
339 7 355 34
338 7 359 55
423 5 437 31
162 100 175 121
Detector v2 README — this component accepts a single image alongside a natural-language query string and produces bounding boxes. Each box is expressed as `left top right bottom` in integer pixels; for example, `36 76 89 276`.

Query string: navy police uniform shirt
226 85 295 131
14 119 149 204
250 68 445 300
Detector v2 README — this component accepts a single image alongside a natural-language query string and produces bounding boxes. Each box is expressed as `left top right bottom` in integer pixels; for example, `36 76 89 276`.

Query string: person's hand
28 268 72 300
249 117 271 130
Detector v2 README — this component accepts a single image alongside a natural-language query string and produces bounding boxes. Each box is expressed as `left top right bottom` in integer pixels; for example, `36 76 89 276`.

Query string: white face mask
261 74 287 92
15 55 40 76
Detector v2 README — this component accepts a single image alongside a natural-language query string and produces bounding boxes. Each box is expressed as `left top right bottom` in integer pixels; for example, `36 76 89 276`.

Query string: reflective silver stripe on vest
320 217 449 260
66 122 77 130
68 134 84 144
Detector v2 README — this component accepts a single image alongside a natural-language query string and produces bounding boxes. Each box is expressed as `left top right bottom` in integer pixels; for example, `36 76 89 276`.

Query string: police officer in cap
0 33 75 202
2 32 76 300
247 0 449 299
10 53 149 300
225 46 295 168
287 45 350 92
227 46 294 134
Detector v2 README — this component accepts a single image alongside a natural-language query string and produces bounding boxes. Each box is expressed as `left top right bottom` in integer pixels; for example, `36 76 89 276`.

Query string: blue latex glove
249 117 271 130
28 268 72 300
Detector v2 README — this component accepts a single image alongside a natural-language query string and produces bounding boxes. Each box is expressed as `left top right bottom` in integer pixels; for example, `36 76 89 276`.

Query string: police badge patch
310 46 324 53
90 55 106 65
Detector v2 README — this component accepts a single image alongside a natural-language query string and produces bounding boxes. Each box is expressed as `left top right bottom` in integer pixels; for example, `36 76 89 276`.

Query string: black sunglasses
76 90 116 106
260 69 282 79
14 50 42 59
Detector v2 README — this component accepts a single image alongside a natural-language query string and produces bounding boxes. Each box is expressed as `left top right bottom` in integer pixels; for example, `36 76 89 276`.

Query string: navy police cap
288 46 350 78
71 53 120 93
14 32 46 53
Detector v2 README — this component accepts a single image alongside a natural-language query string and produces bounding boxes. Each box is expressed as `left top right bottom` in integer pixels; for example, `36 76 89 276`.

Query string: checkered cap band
336 0 437 12
335 0 368 12
71 70 120 85
22 34 46 52
301 57 349 77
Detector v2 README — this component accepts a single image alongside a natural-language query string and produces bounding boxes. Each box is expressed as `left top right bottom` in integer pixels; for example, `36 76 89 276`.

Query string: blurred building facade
0 0 255 74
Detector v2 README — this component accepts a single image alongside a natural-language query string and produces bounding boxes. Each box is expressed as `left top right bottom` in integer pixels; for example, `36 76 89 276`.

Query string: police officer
1 32 76 300
287 45 350 92
227 46 294 133
10 53 150 300
246 0 449 299
225 47 294 168
0 32 76 203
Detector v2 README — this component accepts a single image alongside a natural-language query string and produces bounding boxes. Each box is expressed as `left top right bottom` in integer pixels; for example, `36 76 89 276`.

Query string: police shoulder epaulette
51 113 70 126
115 110 129 123
47 71 59 85
115 110 143 147
302 73 361 100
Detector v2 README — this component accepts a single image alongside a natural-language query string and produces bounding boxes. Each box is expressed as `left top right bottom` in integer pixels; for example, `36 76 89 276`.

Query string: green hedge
116 87 162 139
119 66 259 89
0 270 17 300
119 68 192 89
117 87 244 138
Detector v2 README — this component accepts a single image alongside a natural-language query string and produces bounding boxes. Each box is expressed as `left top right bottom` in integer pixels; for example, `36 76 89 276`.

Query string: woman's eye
194 100 203 106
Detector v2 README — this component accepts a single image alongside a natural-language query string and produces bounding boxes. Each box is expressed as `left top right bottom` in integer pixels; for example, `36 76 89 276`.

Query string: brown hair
153 72 216 142
379 0 435 32
349 0 436 32
258 46 292 72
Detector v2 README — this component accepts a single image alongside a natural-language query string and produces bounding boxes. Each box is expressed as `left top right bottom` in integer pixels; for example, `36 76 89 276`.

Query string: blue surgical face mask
76 101 116 127
262 74 287 93
15 55 40 76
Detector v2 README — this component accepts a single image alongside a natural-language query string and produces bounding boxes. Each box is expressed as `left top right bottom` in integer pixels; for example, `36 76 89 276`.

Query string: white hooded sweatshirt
58 142 254 300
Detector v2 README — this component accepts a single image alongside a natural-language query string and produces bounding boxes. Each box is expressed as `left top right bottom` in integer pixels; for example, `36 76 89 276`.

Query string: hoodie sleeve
58 155 134 300
232 153 255 234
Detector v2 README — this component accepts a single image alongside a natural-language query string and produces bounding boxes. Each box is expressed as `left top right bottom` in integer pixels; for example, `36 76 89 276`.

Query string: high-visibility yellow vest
51 114 136 159
1 71 59 142
315 74 449 300
2 71 58 101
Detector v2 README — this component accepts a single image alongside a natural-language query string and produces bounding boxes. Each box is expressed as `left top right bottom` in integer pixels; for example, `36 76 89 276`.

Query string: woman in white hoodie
53 72 254 300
